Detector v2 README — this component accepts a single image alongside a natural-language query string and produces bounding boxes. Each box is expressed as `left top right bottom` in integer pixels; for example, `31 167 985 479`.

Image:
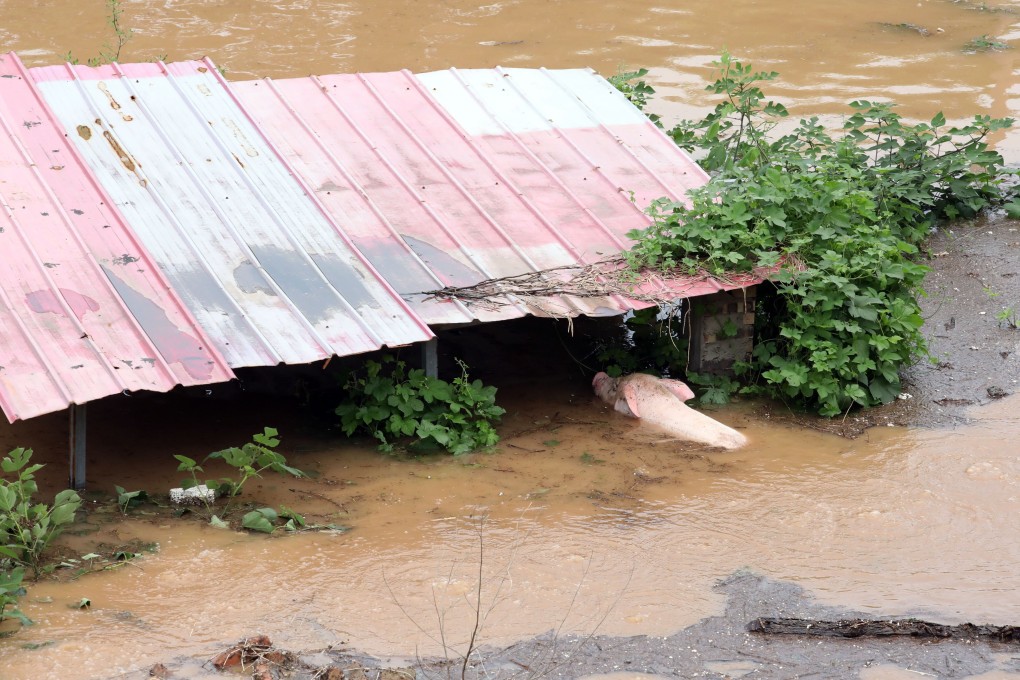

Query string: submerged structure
0 53 758 485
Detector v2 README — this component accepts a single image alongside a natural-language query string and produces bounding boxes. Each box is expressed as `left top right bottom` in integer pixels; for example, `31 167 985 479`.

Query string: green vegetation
174 427 306 520
595 306 687 378
964 34 1010 52
608 68 661 127
0 448 82 630
207 427 305 498
240 506 307 534
0 566 28 628
114 486 148 515
56 548 147 580
174 427 304 501
685 372 742 406
616 53 1014 416
338 356 505 455
63 0 134 66
996 306 1019 329
0 448 81 577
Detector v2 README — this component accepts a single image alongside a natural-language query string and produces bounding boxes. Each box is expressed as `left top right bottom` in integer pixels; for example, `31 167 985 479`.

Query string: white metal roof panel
30 60 433 369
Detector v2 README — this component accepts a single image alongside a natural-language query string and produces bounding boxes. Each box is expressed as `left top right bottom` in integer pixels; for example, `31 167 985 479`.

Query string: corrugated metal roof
0 53 757 423
233 66 746 321
0 53 234 422
30 59 434 370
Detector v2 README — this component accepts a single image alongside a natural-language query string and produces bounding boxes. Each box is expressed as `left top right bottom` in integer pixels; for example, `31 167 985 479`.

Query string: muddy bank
896 212 1020 424
466 572 1020 680
141 573 1020 679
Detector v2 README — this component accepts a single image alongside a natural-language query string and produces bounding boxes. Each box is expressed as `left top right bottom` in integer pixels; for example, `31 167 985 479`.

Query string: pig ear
621 383 641 418
660 379 696 402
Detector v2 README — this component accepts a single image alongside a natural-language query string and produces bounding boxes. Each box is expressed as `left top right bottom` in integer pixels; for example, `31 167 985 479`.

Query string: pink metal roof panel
233 67 752 322
0 53 233 422
29 59 433 369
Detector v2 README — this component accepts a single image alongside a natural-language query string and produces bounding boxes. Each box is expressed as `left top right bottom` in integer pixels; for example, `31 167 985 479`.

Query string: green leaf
337 356 503 455
174 455 199 472
241 510 275 533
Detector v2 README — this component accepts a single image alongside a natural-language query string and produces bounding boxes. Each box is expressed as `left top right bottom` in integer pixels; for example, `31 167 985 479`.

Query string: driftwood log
748 617 1020 643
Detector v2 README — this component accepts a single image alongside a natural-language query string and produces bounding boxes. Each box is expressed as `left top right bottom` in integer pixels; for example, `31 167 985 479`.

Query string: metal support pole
422 337 438 378
68 403 86 491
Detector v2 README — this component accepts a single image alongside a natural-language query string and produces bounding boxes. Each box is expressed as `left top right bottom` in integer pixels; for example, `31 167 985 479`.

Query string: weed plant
0 448 82 629
175 427 305 516
618 53 1015 416
0 448 81 576
63 0 134 66
338 356 505 455
595 306 688 377
0 566 27 628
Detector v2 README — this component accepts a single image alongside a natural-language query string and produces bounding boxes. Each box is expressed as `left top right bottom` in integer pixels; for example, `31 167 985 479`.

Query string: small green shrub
114 486 148 515
208 427 305 498
175 427 304 501
337 356 505 455
608 68 661 127
64 0 134 66
685 372 741 405
619 52 1014 416
0 566 29 628
996 306 1019 329
0 448 81 576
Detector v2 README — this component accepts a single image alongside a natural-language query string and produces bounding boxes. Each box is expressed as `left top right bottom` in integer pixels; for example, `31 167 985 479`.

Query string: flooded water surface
1 0 1020 677
0 363 1017 678
3 0 1020 154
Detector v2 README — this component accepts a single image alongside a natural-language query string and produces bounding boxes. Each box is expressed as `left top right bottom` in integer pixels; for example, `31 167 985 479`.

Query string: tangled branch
421 257 751 314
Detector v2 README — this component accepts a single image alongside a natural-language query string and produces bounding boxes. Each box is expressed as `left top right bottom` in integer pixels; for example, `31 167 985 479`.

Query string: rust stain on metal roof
101 130 136 171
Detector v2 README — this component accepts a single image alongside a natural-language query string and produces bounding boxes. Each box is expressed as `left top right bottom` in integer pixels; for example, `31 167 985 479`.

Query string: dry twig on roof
420 256 744 312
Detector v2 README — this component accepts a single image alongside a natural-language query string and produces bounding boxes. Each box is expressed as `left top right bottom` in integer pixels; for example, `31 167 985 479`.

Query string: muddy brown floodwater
0 314 1018 678
2 0 1020 678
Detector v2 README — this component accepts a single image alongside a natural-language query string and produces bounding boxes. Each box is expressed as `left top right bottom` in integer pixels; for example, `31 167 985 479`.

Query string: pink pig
592 372 747 450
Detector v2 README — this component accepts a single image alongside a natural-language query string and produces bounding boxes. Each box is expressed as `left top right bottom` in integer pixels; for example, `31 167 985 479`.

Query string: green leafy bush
619 53 1014 416
0 566 29 628
0 448 81 577
607 68 661 127
174 427 305 515
114 486 148 514
207 427 305 498
337 356 505 455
